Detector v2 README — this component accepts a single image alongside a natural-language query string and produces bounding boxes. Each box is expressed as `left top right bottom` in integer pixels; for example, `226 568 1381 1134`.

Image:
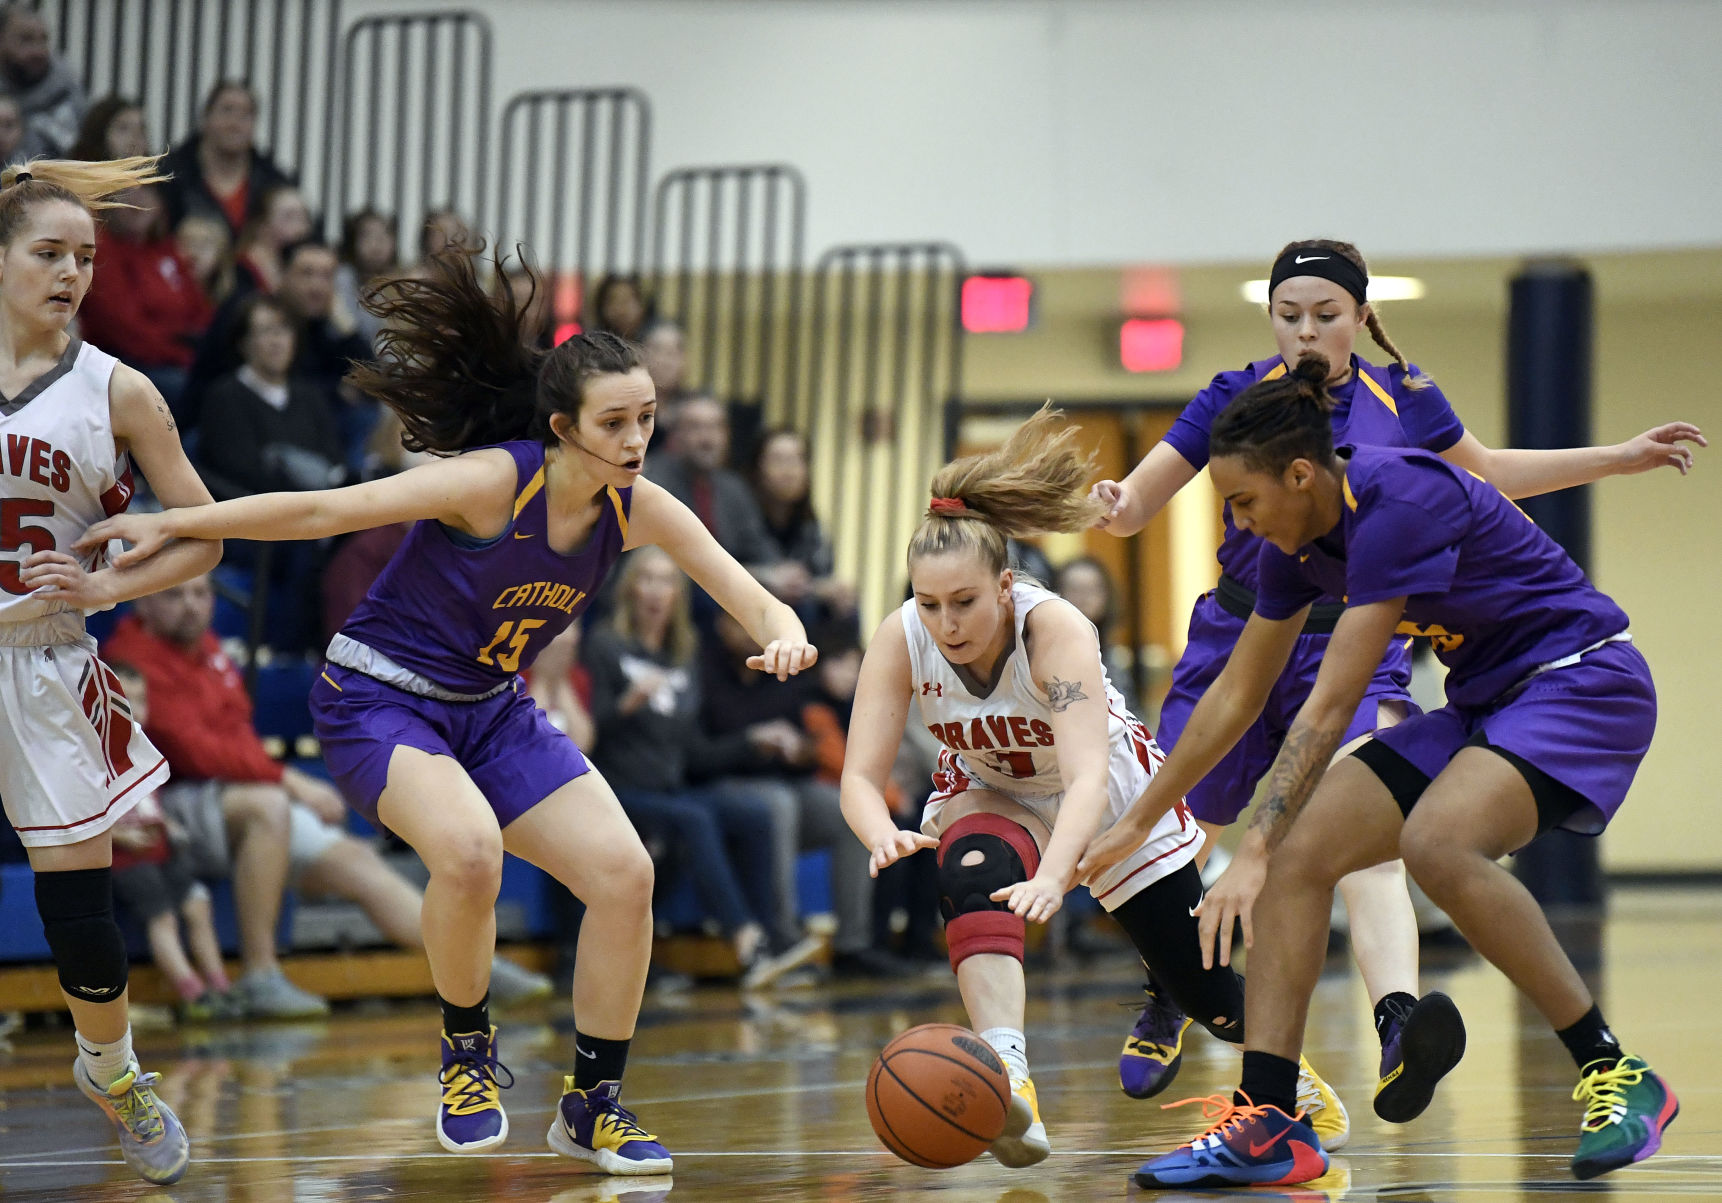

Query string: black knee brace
35 867 129 1004
936 813 1040 969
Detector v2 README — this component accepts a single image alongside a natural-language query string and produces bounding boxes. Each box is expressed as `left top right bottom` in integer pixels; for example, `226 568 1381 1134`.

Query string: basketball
865 1023 1013 1168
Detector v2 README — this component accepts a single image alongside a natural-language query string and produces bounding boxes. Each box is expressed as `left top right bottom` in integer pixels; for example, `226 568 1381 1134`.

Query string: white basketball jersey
0 340 133 627
902 582 1142 799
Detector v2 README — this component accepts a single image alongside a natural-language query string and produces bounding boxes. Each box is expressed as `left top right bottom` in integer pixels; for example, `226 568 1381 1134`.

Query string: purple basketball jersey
1162 355 1465 590
340 440 630 692
1254 445 1631 707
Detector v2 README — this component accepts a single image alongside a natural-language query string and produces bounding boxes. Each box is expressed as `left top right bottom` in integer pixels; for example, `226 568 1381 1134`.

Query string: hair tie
928 496 969 516
9 171 32 186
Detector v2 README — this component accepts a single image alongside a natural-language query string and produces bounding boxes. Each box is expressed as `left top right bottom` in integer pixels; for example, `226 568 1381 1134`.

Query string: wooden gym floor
0 884 1716 1202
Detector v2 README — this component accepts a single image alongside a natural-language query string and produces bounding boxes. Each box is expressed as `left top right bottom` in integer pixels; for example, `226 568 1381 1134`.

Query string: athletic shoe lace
1162 1091 1274 1146
1127 983 1184 1053
440 1048 515 1117
109 1069 167 1142
591 1097 659 1147
1294 1068 1325 1120
1573 1059 1642 1133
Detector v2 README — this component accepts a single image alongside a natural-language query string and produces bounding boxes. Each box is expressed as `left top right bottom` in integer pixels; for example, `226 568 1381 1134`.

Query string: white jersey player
0 157 222 1186
840 406 1350 1174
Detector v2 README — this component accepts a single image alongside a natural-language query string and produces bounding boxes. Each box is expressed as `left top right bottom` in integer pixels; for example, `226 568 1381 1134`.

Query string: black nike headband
1268 248 1368 306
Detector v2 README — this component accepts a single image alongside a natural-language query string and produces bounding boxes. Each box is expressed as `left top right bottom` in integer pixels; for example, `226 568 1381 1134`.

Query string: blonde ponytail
0 155 170 246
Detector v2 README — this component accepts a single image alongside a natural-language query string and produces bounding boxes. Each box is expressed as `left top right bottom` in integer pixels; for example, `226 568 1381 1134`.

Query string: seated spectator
234 183 314 294
105 575 552 1007
648 394 792 591
525 622 598 985
67 93 149 160
0 94 26 166
336 208 397 346
418 206 469 259
161 80 294 237
587 273 652 341
321 410 425 643
196 292 346 494
578 547 815 986
176 213 240 310
751 426 858 627
1054 555 1139 716
106 664 237 1021
699 611 902 978
0 4 85 157
639 317 693 429
77 184 211 409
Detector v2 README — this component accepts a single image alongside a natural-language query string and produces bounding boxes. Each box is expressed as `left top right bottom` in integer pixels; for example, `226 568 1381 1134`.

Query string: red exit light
1120 318 1183 372
962 275 1033 333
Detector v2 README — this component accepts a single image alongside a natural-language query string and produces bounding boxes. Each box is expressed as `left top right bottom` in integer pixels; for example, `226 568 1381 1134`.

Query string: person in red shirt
76 182 212 409
105 574 551 1006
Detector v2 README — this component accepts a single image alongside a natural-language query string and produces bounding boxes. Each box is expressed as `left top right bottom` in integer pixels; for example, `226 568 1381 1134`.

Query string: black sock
574 1030 631 1092
1238 1050 1300 1117
1373 991 1418 1046
1556 1004 1622 1072
440 992 490 1038
1110 862 1246 1043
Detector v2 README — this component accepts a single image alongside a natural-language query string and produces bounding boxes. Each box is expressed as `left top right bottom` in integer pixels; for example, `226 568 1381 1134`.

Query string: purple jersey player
1091 238 1702 1105
81 245 817 1175
1079 353 1679 1189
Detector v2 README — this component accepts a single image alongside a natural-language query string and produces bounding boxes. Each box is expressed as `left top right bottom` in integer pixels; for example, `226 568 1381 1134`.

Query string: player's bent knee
35 868 129 1004
427 839 504 897
936 813 1041 972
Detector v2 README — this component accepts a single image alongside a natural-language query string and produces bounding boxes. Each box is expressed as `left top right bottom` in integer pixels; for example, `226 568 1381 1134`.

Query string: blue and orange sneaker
1570 1055 1679 1180
1374 991 1465 1123
437 1027 513 1153
1120 978 1193 1099
1132 1093 1328 1189
549 1080 673 1175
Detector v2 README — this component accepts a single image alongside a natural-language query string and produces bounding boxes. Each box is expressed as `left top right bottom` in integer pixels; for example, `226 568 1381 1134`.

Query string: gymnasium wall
342 0 1722 266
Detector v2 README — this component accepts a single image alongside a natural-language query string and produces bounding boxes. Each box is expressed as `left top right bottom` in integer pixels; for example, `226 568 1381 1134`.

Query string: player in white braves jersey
841 406 1349 1170
0 158 223 1186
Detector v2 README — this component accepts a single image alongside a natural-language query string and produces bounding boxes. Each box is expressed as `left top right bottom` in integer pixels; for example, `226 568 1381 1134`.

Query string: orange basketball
865 1023 1013 1168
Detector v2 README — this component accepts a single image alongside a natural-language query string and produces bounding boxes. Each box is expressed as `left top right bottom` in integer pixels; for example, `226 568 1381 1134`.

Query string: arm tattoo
154 399 176 432
1248 721 1348 851
1044 676 1088 713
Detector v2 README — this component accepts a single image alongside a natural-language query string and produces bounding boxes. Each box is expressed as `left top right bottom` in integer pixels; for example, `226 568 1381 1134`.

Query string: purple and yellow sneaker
1120 978 1193 1099
548 1079 673 1175
1374 991 1465 1123
437 1027 513 1153
1133 1093 1329 1189
1571 1055 1679 1180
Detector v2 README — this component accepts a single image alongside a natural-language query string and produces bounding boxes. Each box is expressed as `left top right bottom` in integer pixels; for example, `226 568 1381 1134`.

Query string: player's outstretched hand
1089 479 1127 530
868 829 938 878
747 638 819 681
18 550 114 609
75 511 175 568
1193 849 1268 970
991 872 1068 925
1617 422 1705 476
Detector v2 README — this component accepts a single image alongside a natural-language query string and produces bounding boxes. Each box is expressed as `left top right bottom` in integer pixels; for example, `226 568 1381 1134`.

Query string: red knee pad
938 812 1041 972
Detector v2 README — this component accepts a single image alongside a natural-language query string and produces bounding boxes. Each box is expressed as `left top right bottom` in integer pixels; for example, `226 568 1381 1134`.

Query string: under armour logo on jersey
922 681 943 697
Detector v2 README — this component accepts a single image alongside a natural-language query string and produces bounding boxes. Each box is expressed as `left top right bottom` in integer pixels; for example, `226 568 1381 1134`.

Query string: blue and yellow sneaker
1133 1093 1328 1188
1120 978 1193 1099
1571 1055 1679 1180
437 1027 513 1153
549 1079 673 1175
75 1057 190 1185
1374 991 1465 1123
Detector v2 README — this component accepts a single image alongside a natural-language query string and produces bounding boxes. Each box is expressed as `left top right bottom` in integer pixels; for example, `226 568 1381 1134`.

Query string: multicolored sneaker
437 1027 513 1153
989 1077 1051 1167
1132 1093 1328 1188
1296 1055 1350 1151
1570 1055 1679 1180
1120 979 1193 1099
1374 991 1465 1123
549 1080 673 1175
74 1057 191 1185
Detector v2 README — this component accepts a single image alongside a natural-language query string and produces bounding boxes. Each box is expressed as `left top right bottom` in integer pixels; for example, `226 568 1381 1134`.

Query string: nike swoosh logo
1293 254 1328 264
576 1045 596 1059
1188 905 1200 917
514 532 534 540
1247 1126 1294 1157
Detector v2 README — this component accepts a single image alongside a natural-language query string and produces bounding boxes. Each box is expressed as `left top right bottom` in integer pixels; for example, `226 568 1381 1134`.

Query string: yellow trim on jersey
607 486 629 541
320 672 343 692
1357 368 1399 416
1342 474 1359 511
512 466 545 520
1263 361 1287 381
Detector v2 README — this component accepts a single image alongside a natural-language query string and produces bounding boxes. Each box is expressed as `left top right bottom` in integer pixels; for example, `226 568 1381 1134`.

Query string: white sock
76 1026 135 1089
980 1026 1029 1084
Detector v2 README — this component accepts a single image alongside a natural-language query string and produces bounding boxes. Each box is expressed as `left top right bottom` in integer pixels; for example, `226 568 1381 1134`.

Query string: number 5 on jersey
477 618 545 672
0 498 56 594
